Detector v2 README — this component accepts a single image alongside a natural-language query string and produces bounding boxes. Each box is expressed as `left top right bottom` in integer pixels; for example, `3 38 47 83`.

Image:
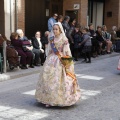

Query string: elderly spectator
62 16 71 39
11 32 33 69
102 25 112 54
16 29 35 67
48 13 58 32
31 31 45 66
111 26 120 44
116 27 120 38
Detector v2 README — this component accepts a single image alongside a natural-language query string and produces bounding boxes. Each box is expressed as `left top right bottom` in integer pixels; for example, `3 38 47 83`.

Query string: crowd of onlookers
1 13 120 70
48 13 120 63
0 30 49 70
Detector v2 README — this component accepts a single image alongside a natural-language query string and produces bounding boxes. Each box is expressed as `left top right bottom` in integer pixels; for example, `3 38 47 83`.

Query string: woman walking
35 22 81 107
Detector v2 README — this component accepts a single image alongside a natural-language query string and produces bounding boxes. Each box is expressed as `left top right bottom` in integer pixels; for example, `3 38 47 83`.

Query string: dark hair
89 23 93 27
64 16 70 21
82 27 89 32
10 32 18 40
58 15 63 20
75 23 80 28
97 26 102 29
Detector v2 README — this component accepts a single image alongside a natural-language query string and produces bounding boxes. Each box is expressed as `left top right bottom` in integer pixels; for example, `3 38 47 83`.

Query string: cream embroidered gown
35 34 81 106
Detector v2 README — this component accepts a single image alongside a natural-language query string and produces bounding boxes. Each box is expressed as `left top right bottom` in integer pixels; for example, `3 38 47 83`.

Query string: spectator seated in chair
31 31 45 66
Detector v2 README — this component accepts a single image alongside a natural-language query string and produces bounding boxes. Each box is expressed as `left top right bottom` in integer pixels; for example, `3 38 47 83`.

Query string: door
88 0 104 29
25 0 47 38
50 0 63 16
65 10 78 23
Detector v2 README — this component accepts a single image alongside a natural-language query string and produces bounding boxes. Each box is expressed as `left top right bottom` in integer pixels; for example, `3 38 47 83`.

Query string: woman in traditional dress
35 22 81 107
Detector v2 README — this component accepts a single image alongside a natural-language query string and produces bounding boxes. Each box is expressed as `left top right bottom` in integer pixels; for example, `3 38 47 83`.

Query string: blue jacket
48 17 57 32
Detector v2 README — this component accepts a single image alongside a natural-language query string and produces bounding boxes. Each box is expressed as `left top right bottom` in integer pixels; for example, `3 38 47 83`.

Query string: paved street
0 53 120 120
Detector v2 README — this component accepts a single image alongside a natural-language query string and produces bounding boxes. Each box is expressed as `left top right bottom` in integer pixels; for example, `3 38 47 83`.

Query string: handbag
21 40 31 52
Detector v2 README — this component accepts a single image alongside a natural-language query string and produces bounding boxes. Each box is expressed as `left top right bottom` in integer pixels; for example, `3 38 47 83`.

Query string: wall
104 0 120 31
63 0 88 26
17 0 25 33
0 0 5 35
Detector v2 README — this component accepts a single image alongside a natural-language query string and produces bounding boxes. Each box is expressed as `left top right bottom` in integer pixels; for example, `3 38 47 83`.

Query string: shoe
74 59 78 61
29 65 34 68
9 65 14 70
20 65 28 69
86 61 91 63
34 63 40 66
107 52 111 54
41 63 44 66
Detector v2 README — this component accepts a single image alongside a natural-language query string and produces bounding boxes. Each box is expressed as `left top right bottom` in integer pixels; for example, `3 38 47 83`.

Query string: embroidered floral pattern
35 36 81 106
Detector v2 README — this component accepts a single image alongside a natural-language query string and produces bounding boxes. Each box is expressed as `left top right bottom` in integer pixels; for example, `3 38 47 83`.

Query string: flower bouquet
61 56 73 68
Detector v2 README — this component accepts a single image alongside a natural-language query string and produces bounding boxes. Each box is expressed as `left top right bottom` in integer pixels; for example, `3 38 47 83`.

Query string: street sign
74 4 80 9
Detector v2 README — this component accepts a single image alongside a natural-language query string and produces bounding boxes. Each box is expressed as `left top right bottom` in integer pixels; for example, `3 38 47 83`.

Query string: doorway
25 0 47 38
25 0 63 38
65 10 78 23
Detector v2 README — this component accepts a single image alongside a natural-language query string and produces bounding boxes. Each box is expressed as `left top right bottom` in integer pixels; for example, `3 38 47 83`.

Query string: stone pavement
0 52 119 82
0 52 120 120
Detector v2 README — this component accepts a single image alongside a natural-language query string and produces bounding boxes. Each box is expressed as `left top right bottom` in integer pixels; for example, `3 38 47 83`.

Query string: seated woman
102 25 112 54
31 31 45 66
2 35 20 70
96 26 106 55
111 26 120 44
16 29 34 67
11 32 33 69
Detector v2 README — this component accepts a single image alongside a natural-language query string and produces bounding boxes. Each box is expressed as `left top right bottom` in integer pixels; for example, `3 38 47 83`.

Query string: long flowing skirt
35 53 81 106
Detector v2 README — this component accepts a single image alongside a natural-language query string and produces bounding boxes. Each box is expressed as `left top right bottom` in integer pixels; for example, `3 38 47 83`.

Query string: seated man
31 31 45 66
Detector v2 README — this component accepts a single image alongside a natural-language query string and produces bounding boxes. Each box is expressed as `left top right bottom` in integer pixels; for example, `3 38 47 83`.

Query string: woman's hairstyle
16 29 23 35
64 16 70 21
102 25 107 30
10 32 18 40
112 26 117 31
75 23 80 28
89 23 93 27
82 27 89 32
97 26 102 29
58 15 63 20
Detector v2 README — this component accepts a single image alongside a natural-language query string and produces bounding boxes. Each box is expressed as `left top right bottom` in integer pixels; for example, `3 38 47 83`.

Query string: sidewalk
0 52 119 82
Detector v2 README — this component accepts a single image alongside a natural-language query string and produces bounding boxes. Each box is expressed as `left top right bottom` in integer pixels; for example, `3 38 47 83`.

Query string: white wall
92 2 103 29
4 0 15 39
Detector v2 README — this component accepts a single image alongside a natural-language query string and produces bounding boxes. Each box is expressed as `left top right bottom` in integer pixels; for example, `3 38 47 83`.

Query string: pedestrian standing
35 22 81 107
80 28 92 63
73 24 82 61
48 13 58 32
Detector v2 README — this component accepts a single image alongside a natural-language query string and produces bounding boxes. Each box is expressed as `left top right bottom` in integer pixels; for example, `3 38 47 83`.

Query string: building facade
0 0 120 38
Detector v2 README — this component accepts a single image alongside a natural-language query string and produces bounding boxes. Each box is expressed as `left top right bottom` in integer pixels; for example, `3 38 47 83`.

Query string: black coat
73 32 82 48
41 36 48 50
31 37 41 49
